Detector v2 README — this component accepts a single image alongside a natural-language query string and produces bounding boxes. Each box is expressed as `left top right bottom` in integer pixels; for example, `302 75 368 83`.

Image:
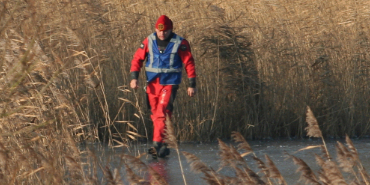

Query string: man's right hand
130 79 139 89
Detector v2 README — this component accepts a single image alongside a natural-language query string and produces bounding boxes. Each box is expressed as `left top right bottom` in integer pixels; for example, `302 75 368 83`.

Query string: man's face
156 28 172 40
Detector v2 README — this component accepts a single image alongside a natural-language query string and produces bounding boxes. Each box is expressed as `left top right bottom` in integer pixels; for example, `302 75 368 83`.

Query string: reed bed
1 0 370 184
2 0 370 142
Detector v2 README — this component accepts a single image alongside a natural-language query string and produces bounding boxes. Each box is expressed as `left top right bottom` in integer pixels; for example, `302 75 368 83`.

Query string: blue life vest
145 33 183 85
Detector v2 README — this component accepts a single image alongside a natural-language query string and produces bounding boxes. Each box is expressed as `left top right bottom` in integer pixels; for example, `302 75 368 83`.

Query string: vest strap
145 68 182 73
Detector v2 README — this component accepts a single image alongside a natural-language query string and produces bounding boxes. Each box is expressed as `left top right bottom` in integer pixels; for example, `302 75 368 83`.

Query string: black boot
148 146 158 159
157 143 170 158
149 142 170 159
148 142 162 159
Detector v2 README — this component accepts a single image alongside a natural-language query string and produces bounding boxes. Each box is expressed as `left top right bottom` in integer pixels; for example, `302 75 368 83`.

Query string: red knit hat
155 15 173 31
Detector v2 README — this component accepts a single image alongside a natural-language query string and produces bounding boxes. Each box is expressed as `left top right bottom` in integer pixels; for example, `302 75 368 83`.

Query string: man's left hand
187 87 196 97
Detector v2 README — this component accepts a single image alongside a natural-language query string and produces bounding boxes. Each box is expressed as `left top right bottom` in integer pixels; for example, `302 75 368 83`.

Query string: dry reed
164 115 187 185
182 151 224 185
3 0 370 142
24 0 369 141
1 0 370 184
286 154 320 185
306 106 331 160
265 155 287 185
253 156 272 184
231 131 254 157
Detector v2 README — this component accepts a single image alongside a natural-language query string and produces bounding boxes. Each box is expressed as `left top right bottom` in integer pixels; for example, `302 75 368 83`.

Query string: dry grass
2 0 369 141
4 0 367 142
1 0 370 184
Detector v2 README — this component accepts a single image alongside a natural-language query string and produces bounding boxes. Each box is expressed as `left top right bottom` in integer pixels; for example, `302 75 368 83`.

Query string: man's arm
130 38 149 89
178 39 197 97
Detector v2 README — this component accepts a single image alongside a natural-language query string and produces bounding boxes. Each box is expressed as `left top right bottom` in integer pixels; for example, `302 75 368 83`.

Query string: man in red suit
130 15 197 158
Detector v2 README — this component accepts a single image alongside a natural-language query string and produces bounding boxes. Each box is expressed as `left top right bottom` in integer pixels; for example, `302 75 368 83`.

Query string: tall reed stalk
164 115 187 185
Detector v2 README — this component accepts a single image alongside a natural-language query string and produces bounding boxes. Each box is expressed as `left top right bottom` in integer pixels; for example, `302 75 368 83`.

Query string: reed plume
265 154 287 185
305 106 322 138
182 151 212 174
183 142 264 185
229 145 265 184
231 131 253 157
315 153 326 168
317 169 330 184
345 135 359 162
306 106 331 160
203 173 227 185
239 166 266 185
233 167 252 184
230 145 247 166
336 142 355 173
231 132 270 184
217 139 246 169
253 156 269 176
182 151 224 185
222 133 268 184
252 156 273 184
217 138 232 169
221 176 240 185
124 163 148 185
345 135 370 185
123 154 167 185
103 166 124 185
320 160 347 185
121 154 147 172
164 115 178 149
287 153 320 185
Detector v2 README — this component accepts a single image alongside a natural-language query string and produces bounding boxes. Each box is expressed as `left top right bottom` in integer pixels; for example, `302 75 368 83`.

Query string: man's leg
153 85 173 143
154 85 178 157
146 79 171 158
147 91 163 158
147 79 178 158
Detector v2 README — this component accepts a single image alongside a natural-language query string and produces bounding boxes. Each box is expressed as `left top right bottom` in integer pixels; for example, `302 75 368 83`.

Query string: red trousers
146 77 177 143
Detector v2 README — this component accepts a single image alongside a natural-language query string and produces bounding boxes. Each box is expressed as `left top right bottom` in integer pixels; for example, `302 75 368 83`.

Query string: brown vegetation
1 0 370 183
2 0 369 143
